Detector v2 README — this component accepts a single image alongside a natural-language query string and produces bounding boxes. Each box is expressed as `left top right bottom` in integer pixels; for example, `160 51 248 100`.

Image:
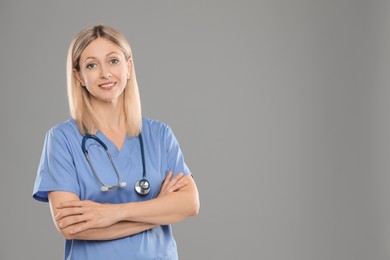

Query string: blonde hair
67 25 142 136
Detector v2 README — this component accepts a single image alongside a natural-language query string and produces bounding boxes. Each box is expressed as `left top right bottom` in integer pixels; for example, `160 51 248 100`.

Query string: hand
158 172 188 197
55 200 120 235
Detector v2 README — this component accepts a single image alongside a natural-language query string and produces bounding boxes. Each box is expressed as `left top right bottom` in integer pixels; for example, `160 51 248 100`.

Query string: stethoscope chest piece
135 179 150 195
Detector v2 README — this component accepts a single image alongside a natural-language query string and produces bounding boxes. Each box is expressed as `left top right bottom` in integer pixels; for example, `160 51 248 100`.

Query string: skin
48 37 199 240
75 37 131 148
75 37 131 106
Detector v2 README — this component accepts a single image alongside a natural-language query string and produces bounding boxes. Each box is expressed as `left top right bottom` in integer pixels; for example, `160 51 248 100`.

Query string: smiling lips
99 82 116 89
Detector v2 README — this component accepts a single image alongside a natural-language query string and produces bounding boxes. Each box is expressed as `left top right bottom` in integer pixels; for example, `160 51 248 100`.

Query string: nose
99 64 112 78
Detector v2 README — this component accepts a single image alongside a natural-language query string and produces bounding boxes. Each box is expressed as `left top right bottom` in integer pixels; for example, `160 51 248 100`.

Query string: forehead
80 37 124 60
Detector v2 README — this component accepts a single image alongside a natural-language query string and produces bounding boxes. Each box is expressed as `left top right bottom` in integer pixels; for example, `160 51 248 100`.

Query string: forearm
63 221 157 241
118 176 199 225
48 191 156 240
51 174 199 237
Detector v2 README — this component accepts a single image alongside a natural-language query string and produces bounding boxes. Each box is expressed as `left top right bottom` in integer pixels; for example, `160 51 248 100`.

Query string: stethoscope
81 133 151 195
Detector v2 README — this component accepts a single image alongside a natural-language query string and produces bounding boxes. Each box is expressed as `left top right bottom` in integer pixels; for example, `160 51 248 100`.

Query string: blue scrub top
33 118 191 260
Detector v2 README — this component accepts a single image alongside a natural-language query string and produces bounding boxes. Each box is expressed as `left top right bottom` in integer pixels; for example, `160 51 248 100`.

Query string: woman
33 25 199 260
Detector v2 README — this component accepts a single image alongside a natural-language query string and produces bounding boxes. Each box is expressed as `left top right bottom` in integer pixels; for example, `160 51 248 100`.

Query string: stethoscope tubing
138 133 147 179
81 133 149 194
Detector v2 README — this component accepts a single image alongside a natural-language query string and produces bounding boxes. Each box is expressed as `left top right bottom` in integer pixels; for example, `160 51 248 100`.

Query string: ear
73 69 85 86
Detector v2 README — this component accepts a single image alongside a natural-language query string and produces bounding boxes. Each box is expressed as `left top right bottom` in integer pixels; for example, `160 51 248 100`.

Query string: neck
90 95 126 132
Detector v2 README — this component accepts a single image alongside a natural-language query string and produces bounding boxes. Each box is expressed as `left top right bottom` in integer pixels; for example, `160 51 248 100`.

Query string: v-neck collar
95 131 136 158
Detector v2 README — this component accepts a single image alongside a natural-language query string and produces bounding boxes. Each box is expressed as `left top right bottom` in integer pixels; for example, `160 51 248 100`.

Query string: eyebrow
84 51 121 61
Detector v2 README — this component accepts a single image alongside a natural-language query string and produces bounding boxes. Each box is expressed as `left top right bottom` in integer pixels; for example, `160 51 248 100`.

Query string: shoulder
142 117 171 133
46 119 81 143
141 117 176 142
142 117 169 127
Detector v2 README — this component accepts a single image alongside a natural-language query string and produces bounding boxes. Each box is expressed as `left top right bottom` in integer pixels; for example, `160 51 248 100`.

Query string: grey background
0 0 389 259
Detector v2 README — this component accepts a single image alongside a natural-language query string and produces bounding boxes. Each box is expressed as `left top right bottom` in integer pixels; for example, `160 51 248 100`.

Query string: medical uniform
33 118 191 260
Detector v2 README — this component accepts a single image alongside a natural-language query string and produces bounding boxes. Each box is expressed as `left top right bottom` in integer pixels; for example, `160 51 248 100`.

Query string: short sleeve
33 128 80 202
164 125 191 176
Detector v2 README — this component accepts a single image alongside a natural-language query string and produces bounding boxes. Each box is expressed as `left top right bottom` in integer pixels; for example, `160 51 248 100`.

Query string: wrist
115 202 132 222
109 203 124 223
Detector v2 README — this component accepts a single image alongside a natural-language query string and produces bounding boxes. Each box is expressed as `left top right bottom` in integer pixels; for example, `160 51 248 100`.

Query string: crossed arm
48 172 199 240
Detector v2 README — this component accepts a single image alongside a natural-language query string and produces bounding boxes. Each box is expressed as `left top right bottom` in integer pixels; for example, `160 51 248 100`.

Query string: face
76 37 131 104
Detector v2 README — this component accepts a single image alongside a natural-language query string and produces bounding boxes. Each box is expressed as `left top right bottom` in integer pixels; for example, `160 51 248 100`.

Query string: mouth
99 82 116 89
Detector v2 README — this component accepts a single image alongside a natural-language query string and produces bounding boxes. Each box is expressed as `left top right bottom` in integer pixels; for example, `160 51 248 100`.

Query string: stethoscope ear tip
100 182 126 191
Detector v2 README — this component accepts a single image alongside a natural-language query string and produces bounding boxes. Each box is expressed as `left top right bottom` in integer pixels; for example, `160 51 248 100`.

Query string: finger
58 215 86 229
158 172 174 196
168 179 188 192
69 222 89 235
172 172 184 182
55 207 84 220
176 179 189 189
165 173 184 191
161 171 173 191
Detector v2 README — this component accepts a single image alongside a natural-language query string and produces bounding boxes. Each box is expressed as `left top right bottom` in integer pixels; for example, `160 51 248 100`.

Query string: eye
86 63 97 69
109 58 120 65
